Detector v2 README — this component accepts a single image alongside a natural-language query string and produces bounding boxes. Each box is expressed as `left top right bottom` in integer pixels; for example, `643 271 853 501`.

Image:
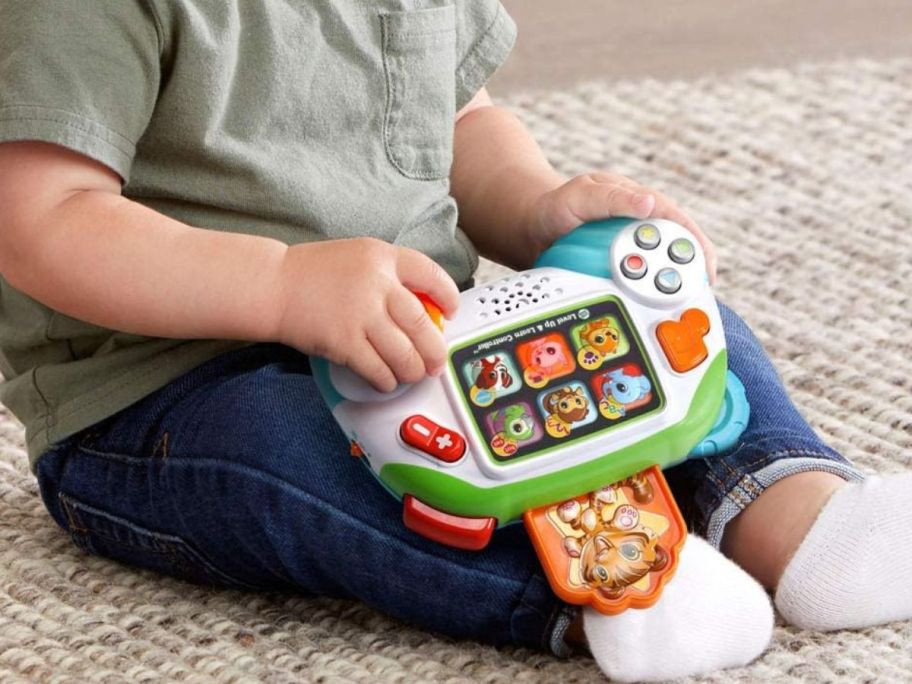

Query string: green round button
668 238 695 264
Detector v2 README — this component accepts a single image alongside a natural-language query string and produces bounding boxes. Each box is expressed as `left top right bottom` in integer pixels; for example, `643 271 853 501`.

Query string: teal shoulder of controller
310 357 344 411
534 218 629 277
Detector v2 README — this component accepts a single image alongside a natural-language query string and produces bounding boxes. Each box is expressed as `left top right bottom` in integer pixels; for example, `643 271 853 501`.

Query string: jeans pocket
57 491 260 591
380 4 457 180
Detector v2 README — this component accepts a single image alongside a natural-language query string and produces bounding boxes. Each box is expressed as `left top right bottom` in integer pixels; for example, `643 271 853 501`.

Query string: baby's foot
775 473 912 631
583 535 773 682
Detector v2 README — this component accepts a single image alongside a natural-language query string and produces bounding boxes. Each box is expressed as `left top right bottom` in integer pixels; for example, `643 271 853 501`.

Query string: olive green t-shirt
0 0 517 471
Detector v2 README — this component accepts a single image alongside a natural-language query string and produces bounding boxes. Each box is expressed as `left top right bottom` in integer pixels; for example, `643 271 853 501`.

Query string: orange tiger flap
523 466 686 615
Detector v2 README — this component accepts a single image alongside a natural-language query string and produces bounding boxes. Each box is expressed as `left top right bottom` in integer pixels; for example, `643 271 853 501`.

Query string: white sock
583 535 773 683
775 473 912 631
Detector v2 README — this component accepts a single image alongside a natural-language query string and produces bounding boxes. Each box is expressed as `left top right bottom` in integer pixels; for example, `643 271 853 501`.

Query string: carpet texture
1 58 910 682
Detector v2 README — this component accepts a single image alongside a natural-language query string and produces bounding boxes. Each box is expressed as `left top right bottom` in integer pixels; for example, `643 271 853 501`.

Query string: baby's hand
274 238 460 392
531 172 717 282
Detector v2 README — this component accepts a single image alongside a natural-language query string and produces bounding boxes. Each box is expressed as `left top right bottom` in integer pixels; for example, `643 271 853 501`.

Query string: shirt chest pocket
380 4 457 181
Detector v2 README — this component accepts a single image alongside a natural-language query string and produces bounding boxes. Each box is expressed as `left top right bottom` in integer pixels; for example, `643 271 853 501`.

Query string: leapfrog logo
578 308 590 320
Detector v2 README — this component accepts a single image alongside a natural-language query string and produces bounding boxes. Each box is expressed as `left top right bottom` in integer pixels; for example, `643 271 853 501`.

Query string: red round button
621 254 647 280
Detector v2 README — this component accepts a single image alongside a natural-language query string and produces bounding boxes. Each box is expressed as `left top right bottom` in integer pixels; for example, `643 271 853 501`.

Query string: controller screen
450 296 664 463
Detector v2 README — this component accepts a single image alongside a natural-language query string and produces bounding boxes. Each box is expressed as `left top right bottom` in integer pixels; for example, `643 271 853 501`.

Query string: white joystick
328 364 412 403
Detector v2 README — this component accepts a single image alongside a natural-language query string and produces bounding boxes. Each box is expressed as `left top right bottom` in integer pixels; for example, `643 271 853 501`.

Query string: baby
0 2 910 681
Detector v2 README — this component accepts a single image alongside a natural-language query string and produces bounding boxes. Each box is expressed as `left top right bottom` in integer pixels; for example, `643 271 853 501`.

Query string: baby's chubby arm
451 90 717 280
0 142 458 392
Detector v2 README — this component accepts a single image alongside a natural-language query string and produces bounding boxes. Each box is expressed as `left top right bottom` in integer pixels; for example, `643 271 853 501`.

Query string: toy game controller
312 218 749 614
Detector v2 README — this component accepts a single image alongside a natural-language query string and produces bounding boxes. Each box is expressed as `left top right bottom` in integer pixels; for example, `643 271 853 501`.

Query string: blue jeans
35 304 861 655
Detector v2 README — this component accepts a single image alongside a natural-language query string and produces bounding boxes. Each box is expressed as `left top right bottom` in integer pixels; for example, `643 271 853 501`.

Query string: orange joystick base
415 292 444 331
524 466 686 615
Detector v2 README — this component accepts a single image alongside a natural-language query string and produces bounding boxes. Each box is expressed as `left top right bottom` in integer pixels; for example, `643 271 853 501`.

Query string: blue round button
655 268 682 294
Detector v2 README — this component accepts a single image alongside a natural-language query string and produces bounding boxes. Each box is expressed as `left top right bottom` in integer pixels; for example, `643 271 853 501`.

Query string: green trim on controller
380 350 727 524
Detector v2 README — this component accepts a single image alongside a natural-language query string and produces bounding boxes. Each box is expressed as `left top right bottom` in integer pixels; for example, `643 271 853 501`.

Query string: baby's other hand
274 238 460 392
531 172 717 282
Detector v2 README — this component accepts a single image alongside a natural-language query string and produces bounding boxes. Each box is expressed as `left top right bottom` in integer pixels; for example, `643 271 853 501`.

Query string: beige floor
490 0 912 93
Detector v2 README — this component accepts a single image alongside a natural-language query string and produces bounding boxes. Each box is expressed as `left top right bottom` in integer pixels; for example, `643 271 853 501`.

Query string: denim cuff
704 455 865 548
548 605 579 658
510 571 576 657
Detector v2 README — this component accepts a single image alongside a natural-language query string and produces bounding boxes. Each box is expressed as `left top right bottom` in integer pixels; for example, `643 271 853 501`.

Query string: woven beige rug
1 58 911 682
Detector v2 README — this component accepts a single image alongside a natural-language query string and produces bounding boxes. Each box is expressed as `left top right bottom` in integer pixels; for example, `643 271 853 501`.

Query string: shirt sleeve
454 0 517 110
0 1 162 182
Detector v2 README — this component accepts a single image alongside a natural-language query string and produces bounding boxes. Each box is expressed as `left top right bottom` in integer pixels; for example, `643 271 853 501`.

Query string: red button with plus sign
400 415 466 463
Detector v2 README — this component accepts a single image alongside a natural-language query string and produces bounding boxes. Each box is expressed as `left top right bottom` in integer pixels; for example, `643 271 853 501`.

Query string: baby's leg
667 304 912 632
769 471 912 631
36 342 773 681
665 303 863 554
36 344 571 653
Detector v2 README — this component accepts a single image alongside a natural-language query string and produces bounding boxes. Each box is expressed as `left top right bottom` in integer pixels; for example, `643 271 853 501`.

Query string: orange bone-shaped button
656 308 711 373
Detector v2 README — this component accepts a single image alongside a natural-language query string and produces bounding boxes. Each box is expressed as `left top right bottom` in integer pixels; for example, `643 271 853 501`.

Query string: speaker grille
473 273 565 319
